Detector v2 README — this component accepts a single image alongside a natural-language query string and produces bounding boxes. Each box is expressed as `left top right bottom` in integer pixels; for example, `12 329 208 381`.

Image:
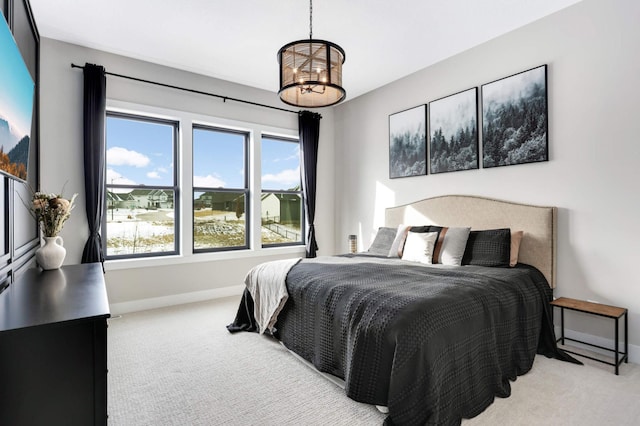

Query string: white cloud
262 167 300 187
107 147 150 167
194 174 226 188
274 147 300 162
147 171 161 179
106 168 137 187
157 167 168 173
284 151 300 161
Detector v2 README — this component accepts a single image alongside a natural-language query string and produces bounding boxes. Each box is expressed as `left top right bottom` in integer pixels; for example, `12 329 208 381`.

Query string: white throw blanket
244 257 301 334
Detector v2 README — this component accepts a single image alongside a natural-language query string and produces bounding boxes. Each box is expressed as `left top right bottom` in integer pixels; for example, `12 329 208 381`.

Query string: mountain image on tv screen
0 15 35 181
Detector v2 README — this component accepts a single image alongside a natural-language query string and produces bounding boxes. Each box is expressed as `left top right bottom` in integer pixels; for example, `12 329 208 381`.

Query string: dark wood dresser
0 263 110 425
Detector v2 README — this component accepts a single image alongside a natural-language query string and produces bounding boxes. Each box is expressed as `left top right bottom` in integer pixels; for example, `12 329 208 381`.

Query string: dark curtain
81 63 106 268
298 111 322 258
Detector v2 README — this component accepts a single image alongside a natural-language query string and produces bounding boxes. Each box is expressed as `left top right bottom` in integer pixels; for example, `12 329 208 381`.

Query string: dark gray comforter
228 255 576 425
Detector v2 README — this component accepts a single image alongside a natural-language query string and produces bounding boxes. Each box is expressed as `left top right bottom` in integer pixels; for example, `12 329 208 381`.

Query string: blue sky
0 17 35 146
261 137 300 191
193 128 245 188
106 116 174 187
107 117 299 191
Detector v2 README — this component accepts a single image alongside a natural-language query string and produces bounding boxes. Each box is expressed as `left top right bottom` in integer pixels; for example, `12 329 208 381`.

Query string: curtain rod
70 63 299 115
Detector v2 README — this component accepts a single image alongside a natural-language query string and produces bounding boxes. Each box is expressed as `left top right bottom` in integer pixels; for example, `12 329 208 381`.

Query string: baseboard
109 285 245 315
556 327 638 364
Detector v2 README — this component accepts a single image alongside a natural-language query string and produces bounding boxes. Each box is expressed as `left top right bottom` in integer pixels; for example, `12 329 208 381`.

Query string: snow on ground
107 209 174 236
106 208 300 255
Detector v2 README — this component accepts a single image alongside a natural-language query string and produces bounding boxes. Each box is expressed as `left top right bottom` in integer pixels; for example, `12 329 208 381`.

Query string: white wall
39 39 336 310
334 0 640 352
38 0 638 358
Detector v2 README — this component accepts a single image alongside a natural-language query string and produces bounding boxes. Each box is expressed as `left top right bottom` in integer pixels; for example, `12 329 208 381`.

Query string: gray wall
39 39 336 311
334 0 640 355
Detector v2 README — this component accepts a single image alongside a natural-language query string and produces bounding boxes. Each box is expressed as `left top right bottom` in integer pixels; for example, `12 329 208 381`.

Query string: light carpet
108 296 640 425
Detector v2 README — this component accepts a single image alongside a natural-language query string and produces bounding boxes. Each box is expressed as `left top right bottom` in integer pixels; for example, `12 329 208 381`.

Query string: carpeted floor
108 296 640 425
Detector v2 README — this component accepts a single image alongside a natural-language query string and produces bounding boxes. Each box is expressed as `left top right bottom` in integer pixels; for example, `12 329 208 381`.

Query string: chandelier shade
278 39 346 108
277 0 346 108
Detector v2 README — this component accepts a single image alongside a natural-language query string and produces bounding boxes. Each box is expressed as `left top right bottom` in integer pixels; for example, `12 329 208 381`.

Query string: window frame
103 110 180 260
260 134 305 248
192 124 250 253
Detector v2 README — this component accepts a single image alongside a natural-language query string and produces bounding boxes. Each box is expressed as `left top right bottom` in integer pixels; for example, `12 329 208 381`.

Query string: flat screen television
0 14 35 182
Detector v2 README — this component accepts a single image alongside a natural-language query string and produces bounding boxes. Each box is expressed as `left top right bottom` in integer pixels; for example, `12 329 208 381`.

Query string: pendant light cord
309 0 313 39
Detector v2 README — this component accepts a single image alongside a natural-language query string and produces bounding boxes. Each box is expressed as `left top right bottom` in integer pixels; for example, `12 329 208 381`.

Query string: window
104 112 179 258
193 126 249 251
261 135 304 247
103 100 305 265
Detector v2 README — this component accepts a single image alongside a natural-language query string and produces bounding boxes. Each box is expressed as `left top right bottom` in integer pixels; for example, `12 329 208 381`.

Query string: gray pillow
435 227 471 266
367 227 397 255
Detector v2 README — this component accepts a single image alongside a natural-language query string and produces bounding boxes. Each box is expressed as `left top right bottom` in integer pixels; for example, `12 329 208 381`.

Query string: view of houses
107 188 173 210
106 189 302 255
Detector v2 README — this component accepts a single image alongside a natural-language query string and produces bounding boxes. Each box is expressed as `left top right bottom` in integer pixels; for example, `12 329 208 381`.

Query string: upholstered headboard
385 195 557 288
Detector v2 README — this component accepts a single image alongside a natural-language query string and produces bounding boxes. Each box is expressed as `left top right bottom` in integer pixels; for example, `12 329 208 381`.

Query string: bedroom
1 0 638 424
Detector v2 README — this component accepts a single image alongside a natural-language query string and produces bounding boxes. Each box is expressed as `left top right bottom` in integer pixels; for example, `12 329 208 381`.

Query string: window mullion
181 117 193 256
251 131 262 250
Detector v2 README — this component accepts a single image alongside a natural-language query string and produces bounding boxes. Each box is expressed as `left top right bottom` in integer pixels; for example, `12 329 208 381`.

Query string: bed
228 195 576 425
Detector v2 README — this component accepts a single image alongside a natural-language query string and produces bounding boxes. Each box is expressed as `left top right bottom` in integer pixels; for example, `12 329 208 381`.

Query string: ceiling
29 0 581 102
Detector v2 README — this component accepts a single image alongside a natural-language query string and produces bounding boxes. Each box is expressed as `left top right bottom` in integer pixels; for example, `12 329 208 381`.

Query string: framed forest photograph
482 65 548 168
389 105 427 178
429 88 478 174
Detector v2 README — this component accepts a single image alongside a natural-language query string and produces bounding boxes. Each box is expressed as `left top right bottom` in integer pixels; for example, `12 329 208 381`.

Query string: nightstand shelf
551 297 628 375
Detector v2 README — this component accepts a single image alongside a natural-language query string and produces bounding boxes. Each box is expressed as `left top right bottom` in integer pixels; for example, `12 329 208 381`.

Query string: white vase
36 236 66 270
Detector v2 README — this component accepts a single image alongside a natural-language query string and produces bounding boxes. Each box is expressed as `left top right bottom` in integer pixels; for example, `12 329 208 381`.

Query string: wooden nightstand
551 297 628 374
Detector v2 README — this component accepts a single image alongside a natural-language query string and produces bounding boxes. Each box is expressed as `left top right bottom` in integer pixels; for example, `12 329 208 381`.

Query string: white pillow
401 231 438 264
435 227 471 266
388 224 411 258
